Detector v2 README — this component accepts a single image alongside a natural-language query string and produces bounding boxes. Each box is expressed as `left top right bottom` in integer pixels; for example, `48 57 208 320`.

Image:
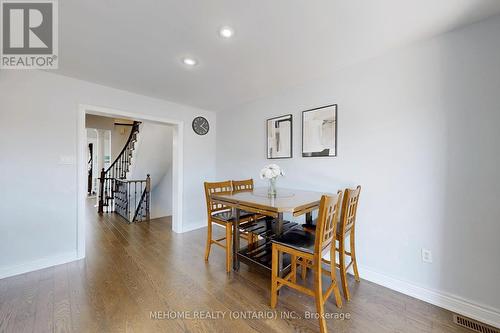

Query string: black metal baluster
145 187 149 221
108 178 111 211
104 178 107 212
127 182 130 222
134 182 137 221
139 181 142 221
124 149 128 175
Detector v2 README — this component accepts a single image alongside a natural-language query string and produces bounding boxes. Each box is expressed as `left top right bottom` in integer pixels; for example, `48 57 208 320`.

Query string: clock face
192 116 209 135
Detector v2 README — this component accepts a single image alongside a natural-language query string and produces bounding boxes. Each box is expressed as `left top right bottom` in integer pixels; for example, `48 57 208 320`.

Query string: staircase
98 121 151 223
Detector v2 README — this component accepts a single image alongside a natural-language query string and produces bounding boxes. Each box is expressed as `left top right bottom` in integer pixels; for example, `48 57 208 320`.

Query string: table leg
233 208 240 271
276 212 284 235
277 212 284 278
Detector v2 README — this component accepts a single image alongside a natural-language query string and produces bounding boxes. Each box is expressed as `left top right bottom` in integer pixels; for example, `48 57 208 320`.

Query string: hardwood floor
0 198 470 333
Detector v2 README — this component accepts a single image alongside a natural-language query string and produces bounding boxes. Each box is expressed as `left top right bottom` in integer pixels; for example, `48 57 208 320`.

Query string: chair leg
350 230 360 282
301 258 307 280
314 263 328 333
204 221 212 261
225 224 232 273
339 238 350 301
291 255 297 283
271 244 278 308
330 251 343 308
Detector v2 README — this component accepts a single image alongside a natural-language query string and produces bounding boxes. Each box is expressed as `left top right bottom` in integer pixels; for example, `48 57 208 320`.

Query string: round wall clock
192 116 209 135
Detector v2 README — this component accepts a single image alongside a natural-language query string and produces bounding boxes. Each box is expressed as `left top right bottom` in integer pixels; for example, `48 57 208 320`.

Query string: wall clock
192 116 209 135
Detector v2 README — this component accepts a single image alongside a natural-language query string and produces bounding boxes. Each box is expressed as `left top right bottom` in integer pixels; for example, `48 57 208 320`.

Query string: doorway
76 104 184 259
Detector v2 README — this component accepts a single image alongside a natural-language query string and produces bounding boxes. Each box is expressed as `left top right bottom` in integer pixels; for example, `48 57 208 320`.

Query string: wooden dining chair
300 186 362 301
204 181 255 273
232 179 260 245
232 178 254 192
271 192 343 333
336 185 361 301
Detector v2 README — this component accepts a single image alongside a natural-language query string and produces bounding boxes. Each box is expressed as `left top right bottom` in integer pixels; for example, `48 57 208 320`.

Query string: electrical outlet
421 248 433 263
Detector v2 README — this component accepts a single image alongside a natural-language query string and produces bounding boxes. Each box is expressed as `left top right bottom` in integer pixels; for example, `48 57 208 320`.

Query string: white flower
259 164 284 179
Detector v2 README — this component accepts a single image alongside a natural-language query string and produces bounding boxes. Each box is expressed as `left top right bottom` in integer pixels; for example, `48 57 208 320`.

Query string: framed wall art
302 104 337 157
267 114 292 159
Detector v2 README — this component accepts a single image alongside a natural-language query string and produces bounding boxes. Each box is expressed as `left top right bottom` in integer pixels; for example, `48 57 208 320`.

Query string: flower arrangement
260 164 284 197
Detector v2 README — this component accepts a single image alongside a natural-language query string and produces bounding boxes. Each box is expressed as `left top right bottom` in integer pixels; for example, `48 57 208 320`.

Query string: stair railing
132 174 151 222
114 175 151 223
98 121 140 213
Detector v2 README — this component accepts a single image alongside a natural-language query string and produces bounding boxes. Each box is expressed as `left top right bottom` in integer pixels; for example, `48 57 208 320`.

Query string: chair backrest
204 181 233 215
314 191 343 258
232 179 254 193
339 185 361 235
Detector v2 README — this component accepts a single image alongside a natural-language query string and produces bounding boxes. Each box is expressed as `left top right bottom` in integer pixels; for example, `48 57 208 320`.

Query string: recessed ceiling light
219 26 234 38
182 57 197 66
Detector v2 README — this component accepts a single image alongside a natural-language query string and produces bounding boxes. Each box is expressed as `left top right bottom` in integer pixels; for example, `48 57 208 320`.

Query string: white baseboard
3 238 498 330
0 251 79 280
358 265 500 329
181 220 206 233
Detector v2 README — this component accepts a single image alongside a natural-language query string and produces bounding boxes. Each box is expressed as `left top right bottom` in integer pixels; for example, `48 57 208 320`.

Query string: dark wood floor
0 199 470 332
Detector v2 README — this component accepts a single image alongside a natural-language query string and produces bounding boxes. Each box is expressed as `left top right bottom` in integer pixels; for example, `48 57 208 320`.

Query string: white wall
216 16 500 325
85 114 133 162
151 168 173 218
0 70 216 278
128 121 174 219
128 122 173 187
111 125 132 162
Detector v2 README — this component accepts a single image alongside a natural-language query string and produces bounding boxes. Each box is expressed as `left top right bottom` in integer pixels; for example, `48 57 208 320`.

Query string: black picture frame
266 114 293 159
302 104 337 157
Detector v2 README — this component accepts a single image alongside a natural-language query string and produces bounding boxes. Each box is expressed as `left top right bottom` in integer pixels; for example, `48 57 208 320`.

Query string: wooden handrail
115 178 148 183
105 121 140 175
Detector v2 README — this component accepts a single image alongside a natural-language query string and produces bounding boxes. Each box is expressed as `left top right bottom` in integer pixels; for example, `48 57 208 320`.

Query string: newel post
146 174 151 192
98 168 105 214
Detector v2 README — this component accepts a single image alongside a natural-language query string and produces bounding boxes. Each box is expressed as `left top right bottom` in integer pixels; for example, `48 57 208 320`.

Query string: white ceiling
56 0 500 111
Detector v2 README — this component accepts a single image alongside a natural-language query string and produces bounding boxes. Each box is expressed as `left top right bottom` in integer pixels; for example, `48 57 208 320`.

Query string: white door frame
76 104 184 259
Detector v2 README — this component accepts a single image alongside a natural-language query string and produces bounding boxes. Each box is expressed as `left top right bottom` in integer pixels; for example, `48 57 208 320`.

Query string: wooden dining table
211 187 330 274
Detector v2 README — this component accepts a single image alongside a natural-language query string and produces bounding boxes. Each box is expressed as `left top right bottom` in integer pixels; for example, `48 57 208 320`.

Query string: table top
211 187 331 216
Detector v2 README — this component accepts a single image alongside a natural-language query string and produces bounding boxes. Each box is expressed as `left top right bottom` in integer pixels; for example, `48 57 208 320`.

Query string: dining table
210 187 330 275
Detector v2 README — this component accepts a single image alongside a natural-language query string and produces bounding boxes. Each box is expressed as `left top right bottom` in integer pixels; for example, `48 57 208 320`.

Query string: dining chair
301 186 362 301
204 181 255 272
271 192 343 333
232 178 254 192
231 178 267 244
336 185 361 300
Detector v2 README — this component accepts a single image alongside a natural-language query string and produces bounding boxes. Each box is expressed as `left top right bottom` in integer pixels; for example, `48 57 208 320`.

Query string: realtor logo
1 0 58 69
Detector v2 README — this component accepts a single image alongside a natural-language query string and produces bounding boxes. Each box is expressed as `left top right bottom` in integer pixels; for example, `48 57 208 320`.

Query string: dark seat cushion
272 228 316 254
211 210 254 223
